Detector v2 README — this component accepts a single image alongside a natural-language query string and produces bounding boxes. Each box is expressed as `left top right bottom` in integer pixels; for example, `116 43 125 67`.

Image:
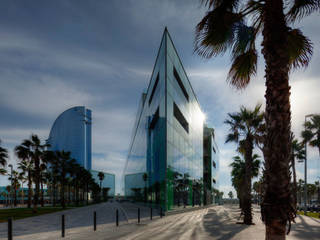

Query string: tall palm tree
16 135 47 212
302 114 320 156
290 136 305 209
230 154 261 211
0 139 8 175
15 143 33 208
195 1 318 237
225 104 264 224
98 171 105 201
55 150 72 209
8 170 20 207
18 172 27 205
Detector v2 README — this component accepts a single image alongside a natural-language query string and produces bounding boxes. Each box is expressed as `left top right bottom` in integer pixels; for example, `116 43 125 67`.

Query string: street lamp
8 164 13 207
304 114 314 215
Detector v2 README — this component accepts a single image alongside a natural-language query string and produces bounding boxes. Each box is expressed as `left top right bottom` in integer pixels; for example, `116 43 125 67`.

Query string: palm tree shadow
289 215 320 240
203 206 250 240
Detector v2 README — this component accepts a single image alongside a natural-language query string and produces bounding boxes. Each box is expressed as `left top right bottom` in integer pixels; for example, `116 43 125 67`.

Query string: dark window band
173 67 189 101
149 73 159 105
173 103 189 133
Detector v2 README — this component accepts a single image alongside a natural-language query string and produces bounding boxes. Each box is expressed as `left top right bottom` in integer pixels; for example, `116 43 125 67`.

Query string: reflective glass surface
124 29 219 211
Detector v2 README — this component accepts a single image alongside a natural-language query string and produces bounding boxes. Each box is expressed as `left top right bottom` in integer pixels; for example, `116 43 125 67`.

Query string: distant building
47 106 92 170
203 126 219 205
123 29 219 211
90 170 115 197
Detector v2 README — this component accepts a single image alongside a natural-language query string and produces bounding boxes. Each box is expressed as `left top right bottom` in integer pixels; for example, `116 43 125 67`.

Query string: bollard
94 211 96 231
8 217 12 240
61 214 65 238
160 207 163 218
150 207 152 220
138 208 140 223
116 209 119 226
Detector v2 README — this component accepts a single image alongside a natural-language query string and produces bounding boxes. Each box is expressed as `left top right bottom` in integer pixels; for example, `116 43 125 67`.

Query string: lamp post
8 164 13 207
304 114 314 215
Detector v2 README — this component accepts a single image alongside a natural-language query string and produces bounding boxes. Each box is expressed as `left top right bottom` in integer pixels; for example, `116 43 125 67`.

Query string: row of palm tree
226 105 317 226
1 134 102 212
195 1 319 238
225 104 264 224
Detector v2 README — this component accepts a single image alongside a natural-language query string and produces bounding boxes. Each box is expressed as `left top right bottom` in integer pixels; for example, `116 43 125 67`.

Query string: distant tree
15 142 34 208
290 136 305 210
302 114 320 157
230 154 260 210
8 170 20 206
98 171 105 201
228 191 233 199
0 139 8 175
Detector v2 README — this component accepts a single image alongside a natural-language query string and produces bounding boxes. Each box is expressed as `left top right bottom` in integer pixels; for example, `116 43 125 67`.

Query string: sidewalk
0 203 319 239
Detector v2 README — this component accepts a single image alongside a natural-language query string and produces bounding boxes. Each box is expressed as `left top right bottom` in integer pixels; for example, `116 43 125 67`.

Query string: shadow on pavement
203 206 248 240
289 215 320 240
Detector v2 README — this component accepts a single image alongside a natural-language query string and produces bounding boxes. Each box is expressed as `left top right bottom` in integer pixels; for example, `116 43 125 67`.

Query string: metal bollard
94 211 96 231
8 217 12 240
61 215 65 238
138 208 140 223
150 207 152 220
116 209 119 226
160 207 163 218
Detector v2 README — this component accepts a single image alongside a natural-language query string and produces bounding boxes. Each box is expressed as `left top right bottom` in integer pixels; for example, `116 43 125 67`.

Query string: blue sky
0 0 319 195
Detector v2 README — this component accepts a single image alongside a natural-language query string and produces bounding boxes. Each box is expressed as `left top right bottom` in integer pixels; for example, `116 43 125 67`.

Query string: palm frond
232 23 256 57
227 49 257 89
200 0 240 10
287 0 320 23
287 28 313 70
195 7 242 58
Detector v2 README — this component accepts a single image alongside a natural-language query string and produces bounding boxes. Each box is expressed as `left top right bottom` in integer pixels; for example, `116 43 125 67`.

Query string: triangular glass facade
123 29 219 211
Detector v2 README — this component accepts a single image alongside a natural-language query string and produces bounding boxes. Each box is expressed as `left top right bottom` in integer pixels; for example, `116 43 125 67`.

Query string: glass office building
90 170 115 197
47 106 92 170
123 29 219 211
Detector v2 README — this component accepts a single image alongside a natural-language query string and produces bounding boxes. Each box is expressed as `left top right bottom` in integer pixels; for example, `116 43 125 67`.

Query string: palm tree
8 170 20 206
16 135 47 212
290 136 305 209
15 143 33 208
98 171 105 201
302 114 320 156
0 139 8 175
225 104 264 224
55 150 72 209
228 191 234 199
18 172 27 205
230 154 261 211
195 1 318 237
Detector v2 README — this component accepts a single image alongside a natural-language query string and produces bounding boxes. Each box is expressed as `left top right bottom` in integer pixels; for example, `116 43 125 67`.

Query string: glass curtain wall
166 31 204 210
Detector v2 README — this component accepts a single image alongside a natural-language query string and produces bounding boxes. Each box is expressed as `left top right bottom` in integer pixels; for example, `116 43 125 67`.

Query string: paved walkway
0 204 319 239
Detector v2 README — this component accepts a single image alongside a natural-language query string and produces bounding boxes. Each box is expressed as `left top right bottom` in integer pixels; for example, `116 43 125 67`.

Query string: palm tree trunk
14 186 17 207
68 184 71 204
291 149 297 210
40 176 44 207
53 181 56 207
243 141 253 224
33 158 40 213
86 183 89 205
28 171 32 208
261 0 294 239
61 176 65 209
